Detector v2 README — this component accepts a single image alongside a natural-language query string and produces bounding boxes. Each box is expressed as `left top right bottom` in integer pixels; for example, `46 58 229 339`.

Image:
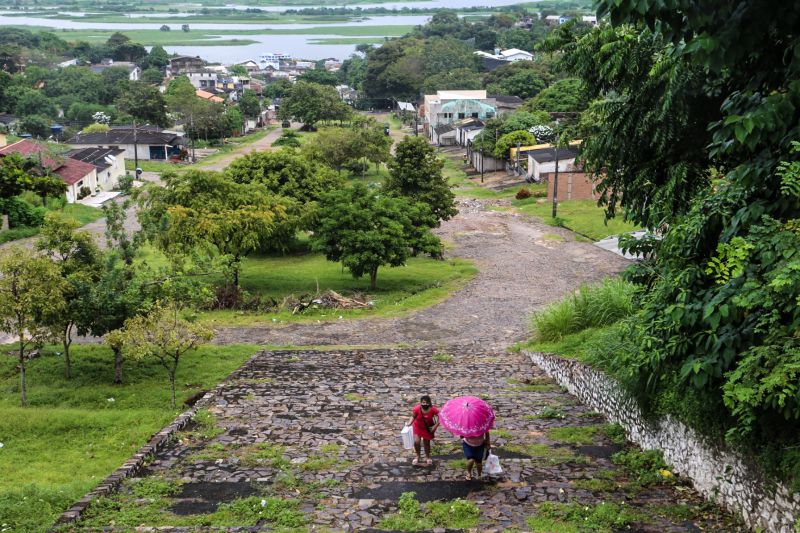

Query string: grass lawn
512 198 638 241
125 159 185 173
0 203 104 245
0 343 261 532
148 248 478 327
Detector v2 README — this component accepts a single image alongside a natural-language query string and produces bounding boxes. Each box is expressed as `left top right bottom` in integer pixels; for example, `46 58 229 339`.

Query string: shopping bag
400 426 414 449
485 453 502 475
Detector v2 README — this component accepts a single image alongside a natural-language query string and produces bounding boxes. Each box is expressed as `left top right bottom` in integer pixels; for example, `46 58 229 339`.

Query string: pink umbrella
439 396 495 438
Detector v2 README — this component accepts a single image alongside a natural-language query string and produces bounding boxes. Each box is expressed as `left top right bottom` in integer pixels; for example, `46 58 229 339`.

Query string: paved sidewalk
73 347 740 531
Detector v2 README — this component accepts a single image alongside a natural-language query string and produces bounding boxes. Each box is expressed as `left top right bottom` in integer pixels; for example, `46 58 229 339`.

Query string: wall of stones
526 350 799 533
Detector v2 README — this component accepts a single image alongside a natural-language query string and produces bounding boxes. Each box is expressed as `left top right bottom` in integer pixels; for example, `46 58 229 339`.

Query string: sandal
465 473 472 481
425 458 433 466
412 457 420 466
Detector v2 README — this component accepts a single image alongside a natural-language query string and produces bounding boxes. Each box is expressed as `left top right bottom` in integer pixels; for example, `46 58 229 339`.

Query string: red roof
0 139 95 186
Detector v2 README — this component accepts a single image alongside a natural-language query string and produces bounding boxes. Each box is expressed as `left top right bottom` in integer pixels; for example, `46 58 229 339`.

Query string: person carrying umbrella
438 396 495 480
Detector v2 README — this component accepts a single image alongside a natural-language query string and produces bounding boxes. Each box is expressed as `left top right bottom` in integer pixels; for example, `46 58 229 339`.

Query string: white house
66 147 126 191
259 52 292 71
422 90 497 145
499 48 534 61
89 60 140 81
68 127 185 162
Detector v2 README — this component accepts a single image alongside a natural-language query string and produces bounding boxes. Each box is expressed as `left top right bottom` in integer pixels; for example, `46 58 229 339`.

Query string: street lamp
480 147 484 183
551 143 560 218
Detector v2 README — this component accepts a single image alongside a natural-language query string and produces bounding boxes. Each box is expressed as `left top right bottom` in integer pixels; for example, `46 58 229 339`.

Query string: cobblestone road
74 346 741 531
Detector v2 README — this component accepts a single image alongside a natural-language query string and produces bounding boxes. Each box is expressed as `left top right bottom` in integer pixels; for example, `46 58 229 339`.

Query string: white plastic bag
485 453 502 475
400 425 414 449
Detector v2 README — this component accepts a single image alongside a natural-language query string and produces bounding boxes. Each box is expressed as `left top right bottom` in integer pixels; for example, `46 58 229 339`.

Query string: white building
259 52 292 71
498 48 534 62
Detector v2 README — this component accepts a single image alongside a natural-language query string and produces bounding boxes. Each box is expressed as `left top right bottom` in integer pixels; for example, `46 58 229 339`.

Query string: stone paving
72 347 742 531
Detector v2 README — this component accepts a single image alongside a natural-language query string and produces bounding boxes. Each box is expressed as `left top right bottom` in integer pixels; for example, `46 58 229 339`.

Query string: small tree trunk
169 367 177 409
63 323 73 379
113 346 124 384
18 341 27 406
369 267 378 290
232 254 241 293
1 213 9 231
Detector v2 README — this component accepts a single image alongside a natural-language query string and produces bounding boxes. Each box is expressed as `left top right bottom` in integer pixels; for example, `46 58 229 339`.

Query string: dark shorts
462 441 485 462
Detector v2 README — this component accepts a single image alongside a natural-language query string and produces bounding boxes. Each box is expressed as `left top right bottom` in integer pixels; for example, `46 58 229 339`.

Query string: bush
531 278 637 341
516 187 532 199
5 197 46 228
117 174 134 193
77 186 92 200
344 159 369 174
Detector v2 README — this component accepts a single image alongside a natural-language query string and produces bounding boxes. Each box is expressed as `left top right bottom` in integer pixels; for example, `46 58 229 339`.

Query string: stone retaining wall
51 350 265 529
526 350 799 533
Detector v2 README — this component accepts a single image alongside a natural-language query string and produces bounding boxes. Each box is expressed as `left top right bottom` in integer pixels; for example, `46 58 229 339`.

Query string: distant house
0 139 97 203
499 48 534 62
67 127 185 161
235 60 261 73
544 15 561 26
324 59 341 71
422 90 497 145
169 56 206 76
196 89 225 104
90 60 141 81
186 71 218 90
582 15 598 26
489 95 524 116
0 113 19 131
65 147 126 191
259 52 292 71
58 58 79 68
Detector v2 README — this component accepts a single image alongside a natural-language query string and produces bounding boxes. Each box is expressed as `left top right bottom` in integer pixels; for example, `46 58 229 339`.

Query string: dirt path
213 198 629 348
196 125 287 172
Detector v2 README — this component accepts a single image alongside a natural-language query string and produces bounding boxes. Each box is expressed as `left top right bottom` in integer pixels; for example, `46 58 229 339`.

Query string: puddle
169 481 266 515
577 445 624 459
353 480 487 502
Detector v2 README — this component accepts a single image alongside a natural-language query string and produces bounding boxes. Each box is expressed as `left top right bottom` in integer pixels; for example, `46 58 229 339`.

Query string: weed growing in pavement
320 443 341 454
433 352 453 363
179 409 225 443
190 442 228 462
492 428 512 439
209 496 306 527
378 492 480 531
235 377 274 385
529 406 566 419
526 501 647 533
548 425 603 445
612 448 675 487
240 443 291 469
344 393 369 401
128 477 182 499
505 443 577 464
572 477 618 492
286 356 301 363
603 423 627 445
650 504 699 521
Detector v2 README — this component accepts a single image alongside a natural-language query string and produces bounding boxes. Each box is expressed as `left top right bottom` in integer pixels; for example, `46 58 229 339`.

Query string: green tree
141 67 164 85
263 78 293 99
0 247 65 406
237 89 261 119
36 214 102 379
116 302 213 408
494 130 536 159
278 81 352 128
385 136 456 224
312 183 439 289
523 78 586 113
302 127 358 174
488 69 547 100
297 68 338 86
106 32 130 48
559 0 800 484
143 45 170 69
226 149 342 207
228 65 248 76
115 81 168 127
137 170 295 290
421 68 483 94
14 89 56 118
17 114 51 139
422 37 478 76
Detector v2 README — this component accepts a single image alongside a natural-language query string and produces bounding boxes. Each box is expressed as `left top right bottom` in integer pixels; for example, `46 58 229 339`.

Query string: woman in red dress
405 395 440 466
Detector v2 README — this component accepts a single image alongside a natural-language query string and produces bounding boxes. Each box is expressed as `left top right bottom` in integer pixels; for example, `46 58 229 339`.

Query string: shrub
344 159 369 175
77 186 92 200
516 187 532 200
6 197 46 228
118 174 134 193
531 278 636 341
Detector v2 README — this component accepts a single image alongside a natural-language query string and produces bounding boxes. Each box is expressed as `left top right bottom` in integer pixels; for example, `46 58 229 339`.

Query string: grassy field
0 203 104 245
135 244 476 327
0 343 261 532
512 198 639 241
29 24 413 46
309 36 388 45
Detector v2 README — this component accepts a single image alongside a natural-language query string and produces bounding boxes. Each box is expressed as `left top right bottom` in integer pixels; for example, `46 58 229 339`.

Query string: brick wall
544 171 595 201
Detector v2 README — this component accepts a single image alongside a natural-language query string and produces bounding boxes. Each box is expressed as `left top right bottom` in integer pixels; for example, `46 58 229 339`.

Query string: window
486 112 495 119
458 112 465 119
472 112 479 118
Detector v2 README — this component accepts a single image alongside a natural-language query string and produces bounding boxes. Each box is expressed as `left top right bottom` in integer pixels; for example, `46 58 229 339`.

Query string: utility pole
480 146 484 183
133 120 140 177
551 143 559 218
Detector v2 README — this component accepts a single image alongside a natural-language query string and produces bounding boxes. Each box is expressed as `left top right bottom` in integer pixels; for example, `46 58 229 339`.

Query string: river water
1 0 533 61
